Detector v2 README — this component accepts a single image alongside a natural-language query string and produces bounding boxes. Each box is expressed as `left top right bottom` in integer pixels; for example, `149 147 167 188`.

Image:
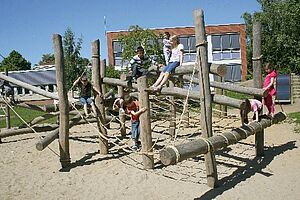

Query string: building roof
1 69 56 86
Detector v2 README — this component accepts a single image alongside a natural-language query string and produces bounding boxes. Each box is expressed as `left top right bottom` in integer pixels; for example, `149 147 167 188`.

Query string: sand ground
1 101 300 200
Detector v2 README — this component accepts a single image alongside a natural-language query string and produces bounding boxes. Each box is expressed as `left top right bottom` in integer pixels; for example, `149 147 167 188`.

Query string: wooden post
53 34 70 167
194 9 218 187
92 39 108 154
4 69 11 129
137 76 154 169
118 84 126 136
168 80 176 139
100 59 110 129
215 76 227 117
253 22 264 156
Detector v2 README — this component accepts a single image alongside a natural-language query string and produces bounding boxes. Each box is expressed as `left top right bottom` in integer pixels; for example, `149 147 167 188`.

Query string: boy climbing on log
73 75 102 118
128 46 160 82
124 96 147 151
240 98 263 126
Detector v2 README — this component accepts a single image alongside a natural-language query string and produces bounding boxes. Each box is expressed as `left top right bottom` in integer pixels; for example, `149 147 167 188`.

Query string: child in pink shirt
240 99 263 125
263 63 277 118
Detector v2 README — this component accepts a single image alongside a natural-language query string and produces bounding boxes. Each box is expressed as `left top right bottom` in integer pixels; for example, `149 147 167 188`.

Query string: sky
0 0 261 67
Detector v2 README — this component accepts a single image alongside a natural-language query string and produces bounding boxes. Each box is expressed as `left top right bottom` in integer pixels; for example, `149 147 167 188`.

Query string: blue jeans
131 120 140 141
162 61 180 73
80 96 93 105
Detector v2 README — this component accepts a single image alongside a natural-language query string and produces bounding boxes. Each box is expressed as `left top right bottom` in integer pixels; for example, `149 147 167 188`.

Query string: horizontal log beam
157 86 246 109
183 75 267 97
35 113 116 151
103 77 138 89
159 112 287 166
0 124 59 139
148 63 227 77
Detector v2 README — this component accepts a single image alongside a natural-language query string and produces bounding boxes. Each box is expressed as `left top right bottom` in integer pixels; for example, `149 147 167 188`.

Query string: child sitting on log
240 98 263 125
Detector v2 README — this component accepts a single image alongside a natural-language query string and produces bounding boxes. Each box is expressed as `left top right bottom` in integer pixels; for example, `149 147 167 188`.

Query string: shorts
162 61 180 73
80 96 93 105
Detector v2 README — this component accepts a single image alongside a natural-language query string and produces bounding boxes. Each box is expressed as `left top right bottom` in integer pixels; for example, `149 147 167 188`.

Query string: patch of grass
0 106 56 128
287 112 300 133
226 91 252 100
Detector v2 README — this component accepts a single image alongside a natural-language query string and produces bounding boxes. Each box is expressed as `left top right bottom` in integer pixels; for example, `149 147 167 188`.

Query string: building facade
107 24 247 82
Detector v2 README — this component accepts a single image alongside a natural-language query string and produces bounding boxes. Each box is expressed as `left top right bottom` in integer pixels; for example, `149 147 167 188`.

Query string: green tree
243 0 300 75
0 50 31 71
38 53 55 65
118 25 164 68
63 27 86 89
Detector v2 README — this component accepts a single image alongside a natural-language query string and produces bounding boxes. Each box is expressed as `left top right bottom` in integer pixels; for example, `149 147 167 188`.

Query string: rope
0 96 60 157
252 55 263 61
173 53 198 142
70 102 139 153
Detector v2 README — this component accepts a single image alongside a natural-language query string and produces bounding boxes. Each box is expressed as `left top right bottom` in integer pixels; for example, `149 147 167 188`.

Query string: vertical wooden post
168 80 176 139
137 76 154 169
100 59 107 95
5 69 11 129
53 34 70 167
253 22 264 156
215 76 227 117
118 84 126 136
100 59 110 129
92 40 108 154
194 9 218 188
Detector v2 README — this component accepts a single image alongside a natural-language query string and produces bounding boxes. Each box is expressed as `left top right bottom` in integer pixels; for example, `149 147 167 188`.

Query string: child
163 32 172 65
240 98 263 125
0 80 15 104
124 96 147 151
263 63 277 118
152 35 184 91
113 97 125 114
73 75 102 117
128 46 158 82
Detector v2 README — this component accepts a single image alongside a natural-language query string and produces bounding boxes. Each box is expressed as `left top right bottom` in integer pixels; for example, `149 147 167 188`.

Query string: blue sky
0 0 261 66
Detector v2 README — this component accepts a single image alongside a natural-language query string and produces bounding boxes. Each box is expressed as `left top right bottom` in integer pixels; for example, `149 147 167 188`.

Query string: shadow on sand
194 141 297 200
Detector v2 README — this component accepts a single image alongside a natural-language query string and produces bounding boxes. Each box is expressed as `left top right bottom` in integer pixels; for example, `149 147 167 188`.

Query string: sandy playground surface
1 100 300 200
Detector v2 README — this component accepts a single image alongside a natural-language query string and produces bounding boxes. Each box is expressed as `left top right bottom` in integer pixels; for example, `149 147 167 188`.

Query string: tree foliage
118 25 164 66
0 50 31 72
63 27 87 89
243 0 300 75
38 53 55 65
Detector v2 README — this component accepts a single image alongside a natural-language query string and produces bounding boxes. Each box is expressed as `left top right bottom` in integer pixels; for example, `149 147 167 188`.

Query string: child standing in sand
124 96 147 151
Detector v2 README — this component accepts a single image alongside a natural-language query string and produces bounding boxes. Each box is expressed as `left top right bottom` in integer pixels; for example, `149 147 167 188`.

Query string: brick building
107 24 247 82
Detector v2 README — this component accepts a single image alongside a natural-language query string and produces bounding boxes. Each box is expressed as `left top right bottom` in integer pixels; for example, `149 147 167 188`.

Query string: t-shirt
263 70 277 96
129 55 157 69
169 44 184 62
127 100 139 121
163 38 172 53
78 81 92 98
250 99 262 112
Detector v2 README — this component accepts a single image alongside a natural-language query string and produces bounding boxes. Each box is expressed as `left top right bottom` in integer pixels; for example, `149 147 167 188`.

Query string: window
179 35 196 63
224 64 241 82
211 34 241 60
112 41 123 66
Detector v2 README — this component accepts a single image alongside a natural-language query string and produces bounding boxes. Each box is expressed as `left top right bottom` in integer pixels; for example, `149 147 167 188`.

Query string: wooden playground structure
0 9 286 188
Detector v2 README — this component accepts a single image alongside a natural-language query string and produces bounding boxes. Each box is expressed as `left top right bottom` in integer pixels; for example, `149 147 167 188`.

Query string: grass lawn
0 106 56 128
287 112 300 133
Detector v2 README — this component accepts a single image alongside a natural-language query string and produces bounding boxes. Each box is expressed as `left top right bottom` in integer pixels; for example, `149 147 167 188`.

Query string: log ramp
160 112 287 166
